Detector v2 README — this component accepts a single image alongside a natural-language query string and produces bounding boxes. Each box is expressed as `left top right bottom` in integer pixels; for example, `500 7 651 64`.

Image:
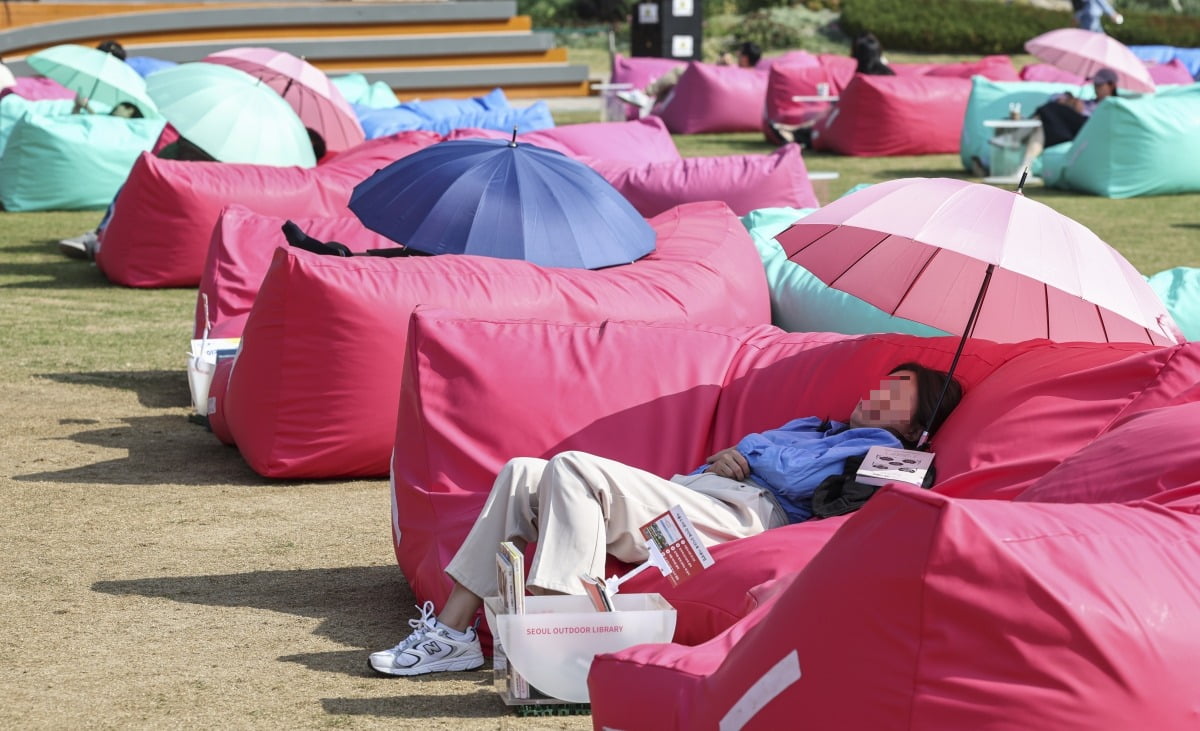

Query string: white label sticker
672 0 693 16
637 2 659 23
671 35 694 58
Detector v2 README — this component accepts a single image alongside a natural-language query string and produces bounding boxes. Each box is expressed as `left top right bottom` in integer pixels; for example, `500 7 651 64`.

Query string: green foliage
841 0 1200 53
706 6 845 59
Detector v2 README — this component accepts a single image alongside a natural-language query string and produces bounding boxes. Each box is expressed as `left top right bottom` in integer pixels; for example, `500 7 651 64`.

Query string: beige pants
444 451 789 597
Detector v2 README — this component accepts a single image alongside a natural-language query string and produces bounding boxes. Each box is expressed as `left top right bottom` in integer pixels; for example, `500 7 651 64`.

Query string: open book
855 445 935 488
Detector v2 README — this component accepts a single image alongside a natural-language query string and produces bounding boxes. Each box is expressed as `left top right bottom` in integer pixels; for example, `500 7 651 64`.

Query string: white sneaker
58 231 99 260
368 600 484 676
614 89 654 118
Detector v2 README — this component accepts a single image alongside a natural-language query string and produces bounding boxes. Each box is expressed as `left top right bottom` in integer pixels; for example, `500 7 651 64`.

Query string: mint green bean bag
330 73 398 109
0 95 75 157
959 77 1092 177
744 206 947 336
1149 267 1200 341
0 110 164 211
1044 85 1200 198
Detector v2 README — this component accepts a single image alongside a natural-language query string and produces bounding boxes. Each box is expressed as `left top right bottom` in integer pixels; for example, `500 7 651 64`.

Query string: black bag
1071 0 1087 11
809 454 937 519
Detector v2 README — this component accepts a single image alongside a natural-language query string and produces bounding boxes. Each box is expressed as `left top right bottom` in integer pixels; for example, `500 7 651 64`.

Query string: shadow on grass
1171 222 1200 230
320 687 513 720
94 564 418 667
0 249 113 290
40 369 190 409
13 412 267 486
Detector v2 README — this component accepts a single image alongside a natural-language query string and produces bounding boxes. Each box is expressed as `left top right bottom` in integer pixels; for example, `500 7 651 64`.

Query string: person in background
616 41 762 117
72 39 128 114
852 32 894 76
367 363 963 677
1074 0 1123 33
1003 67 1120 176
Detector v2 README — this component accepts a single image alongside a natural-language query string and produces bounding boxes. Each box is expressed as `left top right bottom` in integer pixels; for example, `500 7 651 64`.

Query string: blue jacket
692 416 903 523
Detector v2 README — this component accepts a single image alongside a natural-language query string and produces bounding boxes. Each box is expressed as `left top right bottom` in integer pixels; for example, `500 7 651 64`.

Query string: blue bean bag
1131 45 1200 79
355 87 554 138
744 206 947 337
125 56 177 79
0 110 164 211
1041 84 1200 198
1149 267 1200 341
959 77 1094 176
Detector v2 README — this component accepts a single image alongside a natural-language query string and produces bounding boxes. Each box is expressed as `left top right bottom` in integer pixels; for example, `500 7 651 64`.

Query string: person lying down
369 362 964 676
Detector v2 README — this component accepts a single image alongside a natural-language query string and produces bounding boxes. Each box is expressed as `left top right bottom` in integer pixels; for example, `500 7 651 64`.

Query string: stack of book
494 541 530 700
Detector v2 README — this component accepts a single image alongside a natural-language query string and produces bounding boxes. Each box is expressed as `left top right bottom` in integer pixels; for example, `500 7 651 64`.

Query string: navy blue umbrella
347 136 656 269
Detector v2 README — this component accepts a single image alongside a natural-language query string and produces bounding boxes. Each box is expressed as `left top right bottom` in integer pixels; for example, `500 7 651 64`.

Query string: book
494 541 530 699
579 573 615 612
855 446 935 488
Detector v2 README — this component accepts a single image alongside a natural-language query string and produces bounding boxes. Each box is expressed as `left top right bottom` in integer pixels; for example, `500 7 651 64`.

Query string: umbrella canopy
348 137 656 269
145 62 316 167
203 46 364 155
26 43 158 113
1025 28 1156 94
775 177 1179 348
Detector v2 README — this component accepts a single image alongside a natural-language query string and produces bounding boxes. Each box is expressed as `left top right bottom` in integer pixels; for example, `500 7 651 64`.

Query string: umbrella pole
915 263 995 450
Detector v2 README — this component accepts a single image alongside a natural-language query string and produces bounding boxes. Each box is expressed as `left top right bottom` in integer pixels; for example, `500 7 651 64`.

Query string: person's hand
704 447 750 481
1112 12 1124 24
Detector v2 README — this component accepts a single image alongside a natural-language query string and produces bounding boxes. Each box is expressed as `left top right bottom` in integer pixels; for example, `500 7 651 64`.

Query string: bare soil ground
0 214 589 730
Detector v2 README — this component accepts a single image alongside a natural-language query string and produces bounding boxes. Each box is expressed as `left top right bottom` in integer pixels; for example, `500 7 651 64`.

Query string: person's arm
739 426 902 501
1096 0 1123 22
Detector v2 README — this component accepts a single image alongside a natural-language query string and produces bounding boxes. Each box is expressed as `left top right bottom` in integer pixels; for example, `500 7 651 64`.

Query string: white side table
981 118 1042 183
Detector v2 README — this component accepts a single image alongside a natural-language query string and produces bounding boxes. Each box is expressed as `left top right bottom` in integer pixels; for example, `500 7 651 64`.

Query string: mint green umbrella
27 44 158 115
146 62 316 167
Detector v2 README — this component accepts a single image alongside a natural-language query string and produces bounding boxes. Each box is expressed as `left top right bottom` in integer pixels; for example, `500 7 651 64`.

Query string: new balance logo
421 641 443 656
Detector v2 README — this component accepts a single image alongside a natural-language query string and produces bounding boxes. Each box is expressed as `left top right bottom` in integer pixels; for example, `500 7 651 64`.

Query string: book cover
494 543 530 699
856 446 935 487
579 573 615 612
639 505 715 588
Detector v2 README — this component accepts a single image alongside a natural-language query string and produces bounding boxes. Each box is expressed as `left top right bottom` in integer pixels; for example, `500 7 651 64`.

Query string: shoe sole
58 242 89 260
368 655 485 677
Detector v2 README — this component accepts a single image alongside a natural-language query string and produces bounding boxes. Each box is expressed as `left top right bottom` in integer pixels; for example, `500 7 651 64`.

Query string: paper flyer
639 505 714 587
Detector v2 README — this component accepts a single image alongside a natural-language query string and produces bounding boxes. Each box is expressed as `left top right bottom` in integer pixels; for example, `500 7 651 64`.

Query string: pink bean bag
588 143 818 217
195 206 396 337
219 201 770 479
390 305 1199 646
1148 58 1196 85
656 62 770 134
763 62 839 143
95 131 441 288
815 53 858 92
895 55 1020 81
447 117 678 165
812 74 973 156
1020 63 1086 84
0 76 74 101
590 486 1200 729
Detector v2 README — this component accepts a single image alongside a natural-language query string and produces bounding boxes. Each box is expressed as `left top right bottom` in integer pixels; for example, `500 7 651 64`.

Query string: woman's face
1094 81 1116 101
849 370 919 437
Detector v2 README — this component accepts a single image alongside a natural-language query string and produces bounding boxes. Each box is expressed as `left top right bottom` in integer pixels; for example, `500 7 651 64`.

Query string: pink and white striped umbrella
776 177 1179 347
1025 28 1156 94
204 46 365 155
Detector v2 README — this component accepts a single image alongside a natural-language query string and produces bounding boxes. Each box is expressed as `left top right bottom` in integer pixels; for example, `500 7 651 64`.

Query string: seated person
979 68 1118 178
616 41 762 117
852 32 894 76
72 40 129 115
367 362 964 676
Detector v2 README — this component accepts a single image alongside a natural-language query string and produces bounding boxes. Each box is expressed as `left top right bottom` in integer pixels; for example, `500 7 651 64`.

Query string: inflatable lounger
812 73 973 156
216 201 772 479
389 307 1198 652
96 131 442 287
1040 84 1200 198
0 109 164 211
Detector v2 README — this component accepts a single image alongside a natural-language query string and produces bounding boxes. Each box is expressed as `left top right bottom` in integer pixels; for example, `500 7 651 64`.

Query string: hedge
841 0 1200 54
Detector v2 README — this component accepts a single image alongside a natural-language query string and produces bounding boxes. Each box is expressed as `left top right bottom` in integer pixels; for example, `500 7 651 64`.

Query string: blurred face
1094 81 1116 100
849 370 919 438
